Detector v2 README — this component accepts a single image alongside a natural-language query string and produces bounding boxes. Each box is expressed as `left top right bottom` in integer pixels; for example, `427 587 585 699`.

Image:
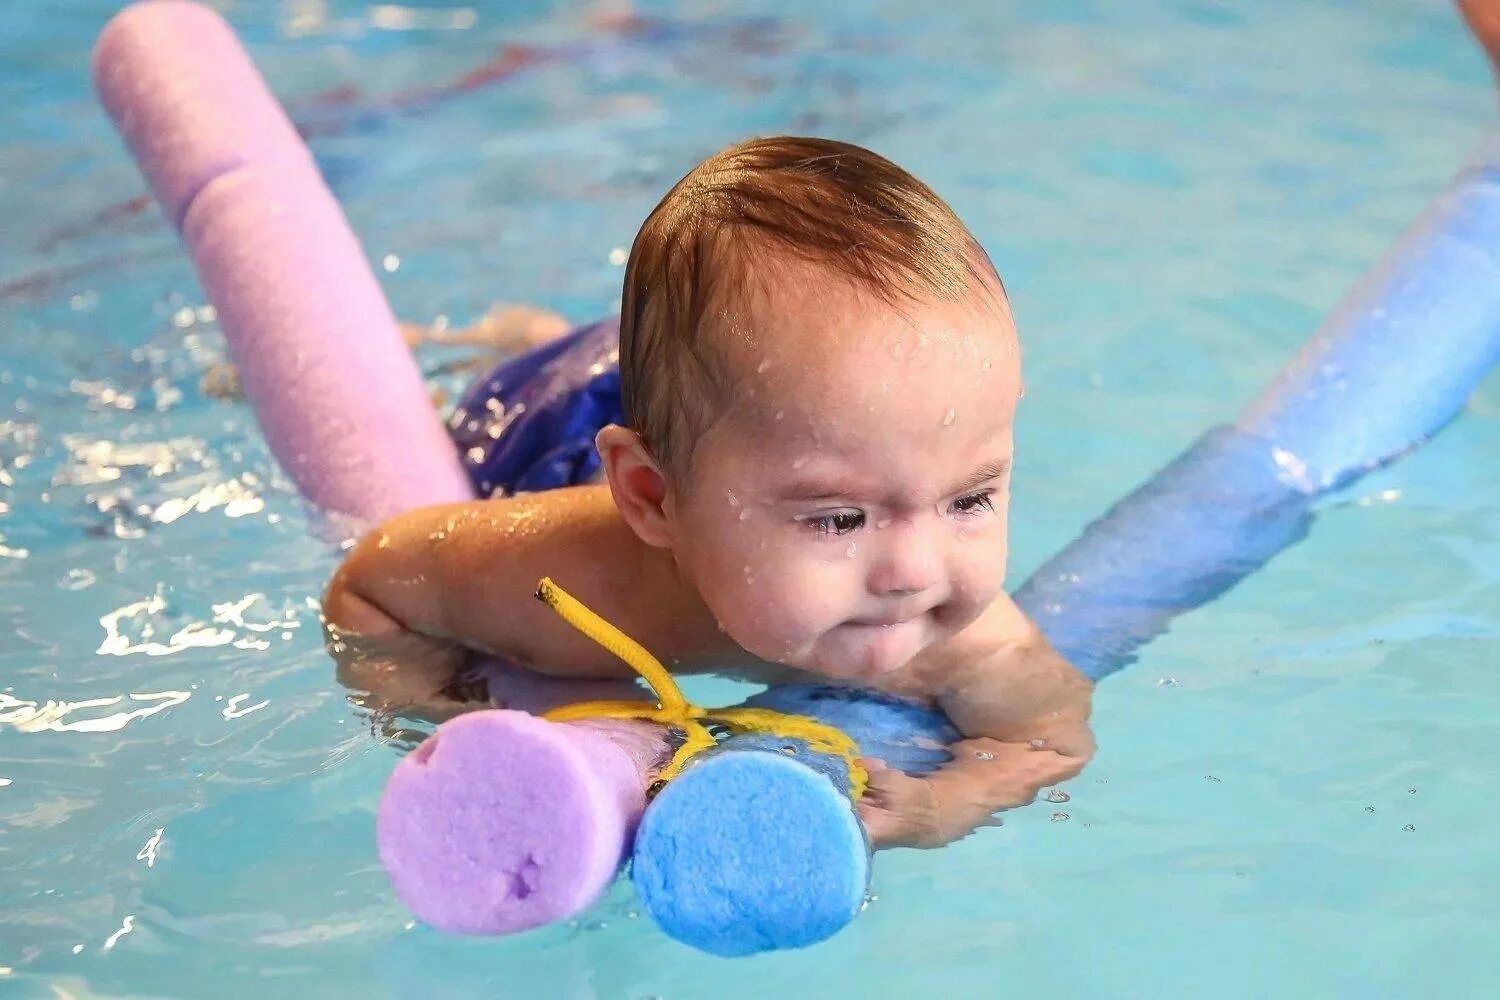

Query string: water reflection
0 690 190 734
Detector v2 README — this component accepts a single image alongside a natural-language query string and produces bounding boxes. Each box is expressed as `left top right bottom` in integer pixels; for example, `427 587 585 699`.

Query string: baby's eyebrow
947 459 1011 497
775 475 868 503
776 459 1012 505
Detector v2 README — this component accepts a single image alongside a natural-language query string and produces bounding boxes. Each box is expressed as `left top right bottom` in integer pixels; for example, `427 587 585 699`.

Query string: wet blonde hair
618 135 1003 473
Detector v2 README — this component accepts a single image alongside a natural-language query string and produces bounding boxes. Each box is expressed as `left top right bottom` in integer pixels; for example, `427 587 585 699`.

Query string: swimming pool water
2 1 1498 995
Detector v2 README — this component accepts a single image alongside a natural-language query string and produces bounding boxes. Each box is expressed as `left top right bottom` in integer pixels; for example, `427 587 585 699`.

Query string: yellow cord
535 577 867 795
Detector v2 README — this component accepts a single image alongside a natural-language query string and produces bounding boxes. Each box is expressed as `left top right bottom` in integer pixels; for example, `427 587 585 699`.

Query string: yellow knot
536 577 866 796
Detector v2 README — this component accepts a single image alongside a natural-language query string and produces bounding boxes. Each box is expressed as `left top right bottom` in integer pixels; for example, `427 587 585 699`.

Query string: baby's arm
859 610 1094 849
322 485 721 714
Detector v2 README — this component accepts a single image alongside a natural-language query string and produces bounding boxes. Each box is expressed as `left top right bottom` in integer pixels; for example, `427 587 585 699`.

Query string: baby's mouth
847 609 928 628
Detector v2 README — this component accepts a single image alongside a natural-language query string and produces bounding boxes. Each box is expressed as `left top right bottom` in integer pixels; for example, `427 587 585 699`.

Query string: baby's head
597 136 1021 680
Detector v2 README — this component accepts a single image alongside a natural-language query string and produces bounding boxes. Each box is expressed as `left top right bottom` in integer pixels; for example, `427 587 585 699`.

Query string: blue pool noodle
633 690 957 956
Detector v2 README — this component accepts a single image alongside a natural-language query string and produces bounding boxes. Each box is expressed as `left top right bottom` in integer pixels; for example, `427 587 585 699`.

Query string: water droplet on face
738 509 750 521
1044 788 1070 803
876 517 892 530
942 408 956 427
981 357 993 372
1029 738 1047 750
792 456 807 470
973 750 994 761
756 358 772 374
845 541 856 558
774 409 785 422
726 490 740 507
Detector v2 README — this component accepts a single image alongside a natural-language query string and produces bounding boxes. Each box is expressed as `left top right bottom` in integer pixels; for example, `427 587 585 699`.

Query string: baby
324 135 1094 849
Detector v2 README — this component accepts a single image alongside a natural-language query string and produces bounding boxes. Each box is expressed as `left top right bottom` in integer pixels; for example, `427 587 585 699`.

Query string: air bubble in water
60 568 96 591
1044 788 1070 803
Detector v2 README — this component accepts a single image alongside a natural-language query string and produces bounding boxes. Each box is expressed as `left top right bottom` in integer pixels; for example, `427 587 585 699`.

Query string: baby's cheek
951 531 1009 610
735 554 854 653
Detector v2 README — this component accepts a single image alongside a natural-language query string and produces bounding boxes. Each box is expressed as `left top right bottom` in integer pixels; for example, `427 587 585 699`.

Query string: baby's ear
596 425 673 548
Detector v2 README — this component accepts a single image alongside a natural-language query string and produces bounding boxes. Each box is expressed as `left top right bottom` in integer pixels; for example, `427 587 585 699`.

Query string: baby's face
665 279 1020 680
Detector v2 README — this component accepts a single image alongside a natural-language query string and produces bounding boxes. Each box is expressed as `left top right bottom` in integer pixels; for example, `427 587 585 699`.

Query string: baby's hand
857 759 938 849
856 735 1087 850
857 759 988 849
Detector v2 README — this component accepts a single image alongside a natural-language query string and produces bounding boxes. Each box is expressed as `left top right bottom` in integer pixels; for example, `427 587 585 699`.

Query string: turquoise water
3 0 1498 995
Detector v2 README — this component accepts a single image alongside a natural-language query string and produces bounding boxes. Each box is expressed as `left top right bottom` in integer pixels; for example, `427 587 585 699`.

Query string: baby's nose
867 522 941 596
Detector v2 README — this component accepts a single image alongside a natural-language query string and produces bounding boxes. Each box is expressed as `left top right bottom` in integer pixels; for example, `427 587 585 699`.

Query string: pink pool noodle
93 0 665 932
92 0 471 524
379 711 666 934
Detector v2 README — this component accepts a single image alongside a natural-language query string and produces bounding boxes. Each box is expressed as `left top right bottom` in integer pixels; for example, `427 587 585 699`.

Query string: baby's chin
796 618 932 680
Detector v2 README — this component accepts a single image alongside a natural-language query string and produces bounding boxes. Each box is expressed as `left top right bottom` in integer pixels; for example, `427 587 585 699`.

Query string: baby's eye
950 490 996 518
803 510 866 536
